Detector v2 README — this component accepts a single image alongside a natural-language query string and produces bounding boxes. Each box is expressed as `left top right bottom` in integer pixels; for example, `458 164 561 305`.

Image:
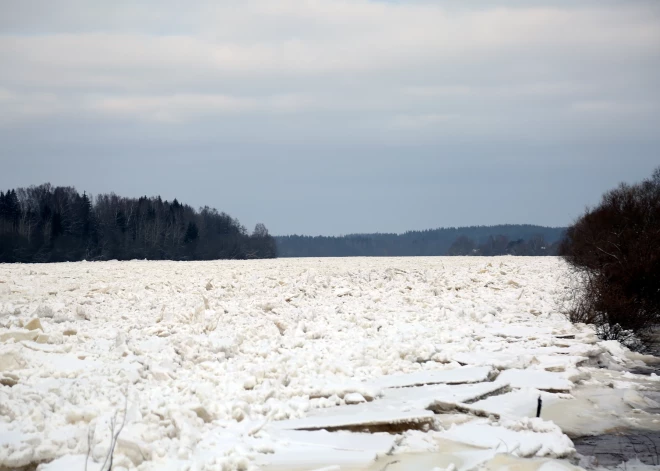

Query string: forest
275 225 565 257
0 184 566 263
0 184 276 262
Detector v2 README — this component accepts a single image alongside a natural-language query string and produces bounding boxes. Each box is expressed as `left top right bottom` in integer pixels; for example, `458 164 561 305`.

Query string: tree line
275 225 565 257
0 183 276 262
446 233 560 256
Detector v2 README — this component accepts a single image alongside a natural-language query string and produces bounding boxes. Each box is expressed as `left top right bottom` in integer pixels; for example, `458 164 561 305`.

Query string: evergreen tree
0 184 275 262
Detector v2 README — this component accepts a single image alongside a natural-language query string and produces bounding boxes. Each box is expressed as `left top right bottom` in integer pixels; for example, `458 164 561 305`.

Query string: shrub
559 167 660 346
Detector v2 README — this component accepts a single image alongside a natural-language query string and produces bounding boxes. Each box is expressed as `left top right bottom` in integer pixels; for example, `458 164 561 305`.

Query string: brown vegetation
559 167 660 346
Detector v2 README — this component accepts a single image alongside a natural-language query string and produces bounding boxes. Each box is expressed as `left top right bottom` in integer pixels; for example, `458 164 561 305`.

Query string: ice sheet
0 257 656 470
369 366 493 389
436 419 575 458
497 369 573 391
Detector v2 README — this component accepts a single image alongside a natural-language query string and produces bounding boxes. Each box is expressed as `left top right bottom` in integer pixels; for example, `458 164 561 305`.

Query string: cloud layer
1 0 659 234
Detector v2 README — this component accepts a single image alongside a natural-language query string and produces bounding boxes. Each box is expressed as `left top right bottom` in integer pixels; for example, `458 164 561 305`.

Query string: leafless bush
86 395 128 471
559 167 660 348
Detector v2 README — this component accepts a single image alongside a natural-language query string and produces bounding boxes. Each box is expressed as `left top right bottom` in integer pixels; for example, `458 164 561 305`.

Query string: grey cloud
0 0 659 235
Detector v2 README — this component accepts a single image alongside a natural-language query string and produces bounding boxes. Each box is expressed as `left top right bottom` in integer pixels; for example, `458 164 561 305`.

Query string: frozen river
1 257 659 470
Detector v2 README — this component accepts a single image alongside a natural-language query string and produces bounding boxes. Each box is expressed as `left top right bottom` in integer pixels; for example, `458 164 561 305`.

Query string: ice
294 381 510 430
39 454 103 471
488 325 555 338
451 351 531 369
531 355 588 372
258 446 377 470
497 369 573 391
0 428 26 447
360 440 500 471
470 390 564 420
257 429 396 469
270 409 435 431
272 429 396 452
369 366 494 389
436 419 575 458
379 380 510 407
0 257 658 470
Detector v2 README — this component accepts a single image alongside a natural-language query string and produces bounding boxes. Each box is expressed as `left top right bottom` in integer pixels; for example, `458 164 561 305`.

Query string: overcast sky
1 1 659 235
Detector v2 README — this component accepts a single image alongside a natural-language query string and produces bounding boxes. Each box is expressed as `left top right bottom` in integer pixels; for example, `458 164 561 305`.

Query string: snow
369 366 493 389
271 409 435 431
436 418 575 458
470 390 565 420
254 429 396 469
378 380 510 408
0 257 659 470
497 369 573 391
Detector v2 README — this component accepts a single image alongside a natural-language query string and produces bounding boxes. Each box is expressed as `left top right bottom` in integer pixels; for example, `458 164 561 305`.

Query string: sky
1 1 659 236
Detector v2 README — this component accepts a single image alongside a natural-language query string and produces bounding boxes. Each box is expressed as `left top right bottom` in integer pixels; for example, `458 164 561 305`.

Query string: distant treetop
0 183 276 262
275 224 566 257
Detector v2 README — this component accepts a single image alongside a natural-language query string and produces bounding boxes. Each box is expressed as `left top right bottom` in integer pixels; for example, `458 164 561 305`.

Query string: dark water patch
574 432 660 467
628 365 660 376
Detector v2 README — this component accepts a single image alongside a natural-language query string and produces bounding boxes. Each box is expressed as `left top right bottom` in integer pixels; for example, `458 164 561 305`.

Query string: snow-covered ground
1 257 659 470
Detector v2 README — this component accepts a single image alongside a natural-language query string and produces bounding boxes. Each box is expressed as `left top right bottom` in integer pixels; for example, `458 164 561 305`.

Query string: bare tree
559 167 660 346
